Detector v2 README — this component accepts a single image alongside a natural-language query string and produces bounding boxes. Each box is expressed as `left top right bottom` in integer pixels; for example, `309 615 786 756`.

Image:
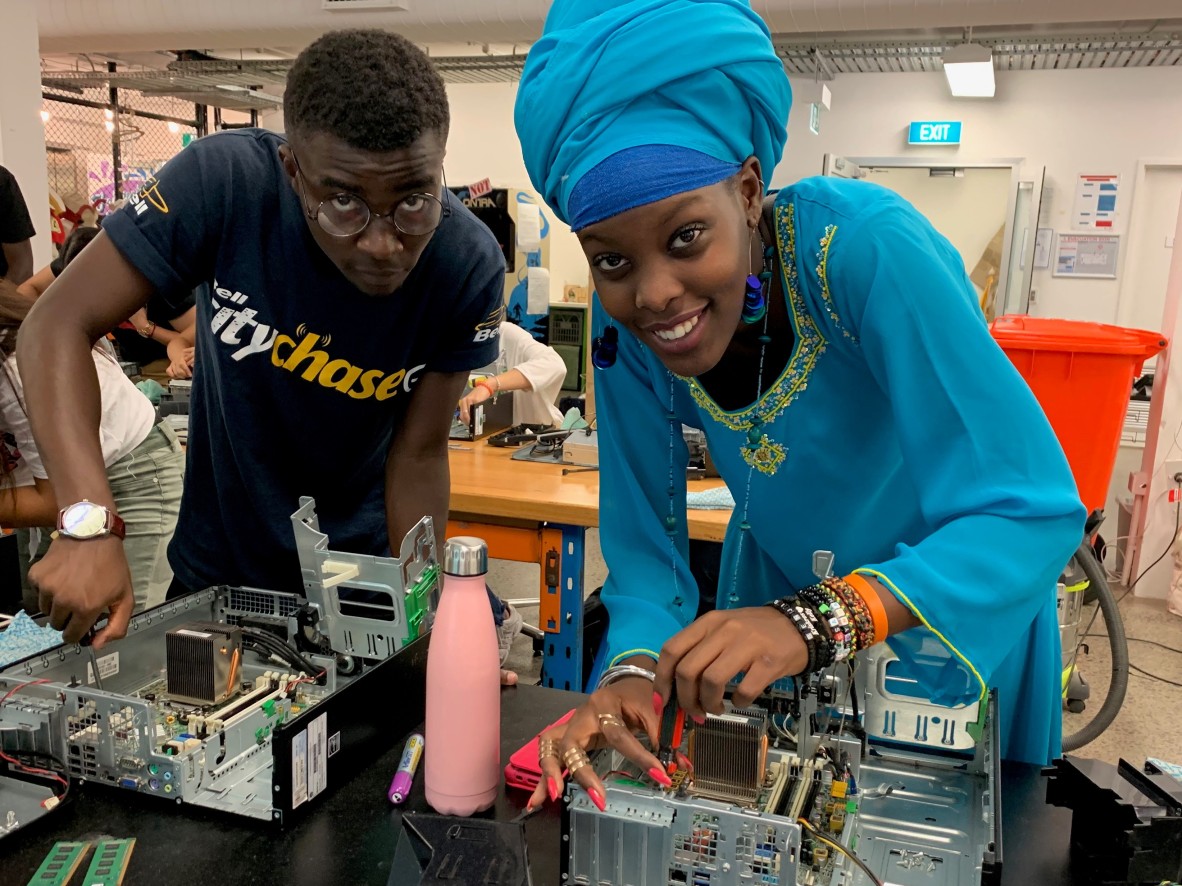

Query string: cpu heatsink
688 709 768 806
165 623 242 704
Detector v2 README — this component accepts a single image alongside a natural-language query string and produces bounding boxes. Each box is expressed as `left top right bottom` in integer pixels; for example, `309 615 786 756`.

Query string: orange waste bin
991 315 1167 515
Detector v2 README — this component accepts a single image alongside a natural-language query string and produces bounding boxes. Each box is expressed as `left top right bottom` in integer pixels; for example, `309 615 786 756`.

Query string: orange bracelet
843 572 889 644
474 380 497 398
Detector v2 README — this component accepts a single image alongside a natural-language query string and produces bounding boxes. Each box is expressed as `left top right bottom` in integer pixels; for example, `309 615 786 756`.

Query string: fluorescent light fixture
39 109 49 123
168 121 180 133
943 43 995 97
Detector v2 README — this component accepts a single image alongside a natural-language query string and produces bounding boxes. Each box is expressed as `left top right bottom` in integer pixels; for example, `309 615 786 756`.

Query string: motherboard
0 497 437 825
564 642 1002 886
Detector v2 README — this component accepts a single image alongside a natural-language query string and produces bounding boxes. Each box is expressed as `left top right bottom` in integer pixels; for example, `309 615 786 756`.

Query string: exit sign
908 121 962 145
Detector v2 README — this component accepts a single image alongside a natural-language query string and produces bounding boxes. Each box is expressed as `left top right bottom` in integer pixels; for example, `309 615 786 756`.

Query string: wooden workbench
447 441 731 542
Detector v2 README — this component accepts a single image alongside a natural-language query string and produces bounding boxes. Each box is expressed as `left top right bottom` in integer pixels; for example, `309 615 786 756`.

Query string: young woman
0 277 184 614
457 321 568 427
514 0 1084 812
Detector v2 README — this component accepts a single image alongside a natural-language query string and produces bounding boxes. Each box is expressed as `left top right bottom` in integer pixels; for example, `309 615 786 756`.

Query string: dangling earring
741 228 770 325
591 325 618 369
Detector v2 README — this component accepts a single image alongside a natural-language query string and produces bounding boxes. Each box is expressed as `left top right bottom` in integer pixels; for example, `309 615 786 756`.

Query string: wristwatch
55 500 126 540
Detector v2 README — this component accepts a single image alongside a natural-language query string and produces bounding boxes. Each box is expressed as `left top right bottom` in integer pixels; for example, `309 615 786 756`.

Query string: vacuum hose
1061 540 1129 752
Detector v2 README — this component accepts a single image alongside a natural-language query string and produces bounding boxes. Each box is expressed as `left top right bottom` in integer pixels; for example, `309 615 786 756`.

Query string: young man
0 164 36 285
18 30 507 646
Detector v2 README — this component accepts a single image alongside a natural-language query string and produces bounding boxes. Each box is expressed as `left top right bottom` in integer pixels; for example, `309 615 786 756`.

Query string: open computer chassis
0 497 436 825
564 641 1003 886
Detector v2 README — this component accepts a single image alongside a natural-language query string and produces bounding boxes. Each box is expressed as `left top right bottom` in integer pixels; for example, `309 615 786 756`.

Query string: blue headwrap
514 0 792 231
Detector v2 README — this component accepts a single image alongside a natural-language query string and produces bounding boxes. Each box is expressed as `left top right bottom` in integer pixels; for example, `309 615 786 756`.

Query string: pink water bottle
424 536 500 815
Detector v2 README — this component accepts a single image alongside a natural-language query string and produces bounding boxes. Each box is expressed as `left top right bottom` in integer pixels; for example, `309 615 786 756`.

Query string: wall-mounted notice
1073 174 1120 230
1054 233 1120 279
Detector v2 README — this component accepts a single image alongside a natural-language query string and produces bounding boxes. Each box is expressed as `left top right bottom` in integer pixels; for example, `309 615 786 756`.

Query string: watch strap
106 511 126 540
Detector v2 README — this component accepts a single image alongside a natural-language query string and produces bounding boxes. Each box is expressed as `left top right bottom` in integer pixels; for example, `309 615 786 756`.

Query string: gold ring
597 713 625 730
562 746 591 771
538 738 559 763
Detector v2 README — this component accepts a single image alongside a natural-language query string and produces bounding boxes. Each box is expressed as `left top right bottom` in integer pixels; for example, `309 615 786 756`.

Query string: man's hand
31 536 135 647
653 607 809 721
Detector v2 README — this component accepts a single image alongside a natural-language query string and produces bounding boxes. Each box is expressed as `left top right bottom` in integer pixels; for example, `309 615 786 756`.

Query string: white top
499 322 567 427
0 350 155 482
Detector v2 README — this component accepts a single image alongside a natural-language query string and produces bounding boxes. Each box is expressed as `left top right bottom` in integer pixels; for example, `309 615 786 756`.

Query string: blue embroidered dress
594 176 1085 765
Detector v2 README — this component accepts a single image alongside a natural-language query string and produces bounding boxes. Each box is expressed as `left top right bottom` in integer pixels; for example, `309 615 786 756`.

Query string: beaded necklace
662 235 776 610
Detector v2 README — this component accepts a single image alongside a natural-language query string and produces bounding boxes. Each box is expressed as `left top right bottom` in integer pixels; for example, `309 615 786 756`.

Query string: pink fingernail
648 766 673 787
652 692 664 715
547 778 560 803
526 799 536 813
691 714 706 725
588 788 606 812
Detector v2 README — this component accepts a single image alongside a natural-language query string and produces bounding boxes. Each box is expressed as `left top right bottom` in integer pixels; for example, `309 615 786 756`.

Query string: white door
1118 165 1182 339
999 166 1045 318
822 154 865 179
854 166 1014 311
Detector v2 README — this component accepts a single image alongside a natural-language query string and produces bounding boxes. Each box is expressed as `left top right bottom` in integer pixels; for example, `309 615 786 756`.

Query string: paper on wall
517 203 542 251
527 267 550 314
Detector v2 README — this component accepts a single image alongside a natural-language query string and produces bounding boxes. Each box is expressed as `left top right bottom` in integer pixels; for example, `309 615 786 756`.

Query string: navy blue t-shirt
102 129 504 592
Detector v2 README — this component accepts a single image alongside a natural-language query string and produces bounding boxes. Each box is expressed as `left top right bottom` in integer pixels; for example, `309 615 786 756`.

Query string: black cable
244 639 312 677
1069 484 1180 676
1128 662 1182 689
243 636 317 677
241 628 321 677
1086 634 1182 656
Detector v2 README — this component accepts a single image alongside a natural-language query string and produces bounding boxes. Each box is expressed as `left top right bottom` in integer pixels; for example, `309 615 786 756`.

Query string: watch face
62 502 108 538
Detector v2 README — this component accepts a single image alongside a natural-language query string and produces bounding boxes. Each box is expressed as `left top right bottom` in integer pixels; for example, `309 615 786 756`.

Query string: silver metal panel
293 497 438 658
0 497 436 823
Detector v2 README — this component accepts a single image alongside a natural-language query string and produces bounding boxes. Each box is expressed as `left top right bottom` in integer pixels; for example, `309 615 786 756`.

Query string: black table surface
2 684 1080 885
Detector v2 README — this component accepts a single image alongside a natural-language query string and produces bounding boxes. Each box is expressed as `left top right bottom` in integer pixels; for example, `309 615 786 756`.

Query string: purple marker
388 733 424 805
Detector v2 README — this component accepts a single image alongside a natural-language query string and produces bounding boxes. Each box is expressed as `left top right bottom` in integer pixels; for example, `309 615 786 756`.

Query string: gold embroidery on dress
816 224 856 342
684 202 828 475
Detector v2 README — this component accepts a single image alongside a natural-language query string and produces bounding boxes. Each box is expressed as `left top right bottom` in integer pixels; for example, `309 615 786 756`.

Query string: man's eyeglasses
290 150 448 238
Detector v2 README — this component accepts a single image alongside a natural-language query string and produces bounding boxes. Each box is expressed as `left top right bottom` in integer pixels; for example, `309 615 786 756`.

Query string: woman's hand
528 675 671 812
653 606 808 721
166 338 195 379
457 384 492 425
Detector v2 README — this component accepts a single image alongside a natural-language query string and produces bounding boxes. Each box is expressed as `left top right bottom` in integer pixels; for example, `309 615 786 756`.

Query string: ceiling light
943 43 995 98
168 121 180 133
40 109 49 123
104 120 115 133
104 108 115 120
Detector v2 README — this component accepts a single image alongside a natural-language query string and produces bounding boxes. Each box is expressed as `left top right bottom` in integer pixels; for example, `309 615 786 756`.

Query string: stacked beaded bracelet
794 583 855 663
821 576 877 650
767 573 891 674
842 572 891 642
765 598 827 672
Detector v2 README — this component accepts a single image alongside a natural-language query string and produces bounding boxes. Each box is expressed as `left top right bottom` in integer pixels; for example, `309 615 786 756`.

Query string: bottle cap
443 537 488 577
